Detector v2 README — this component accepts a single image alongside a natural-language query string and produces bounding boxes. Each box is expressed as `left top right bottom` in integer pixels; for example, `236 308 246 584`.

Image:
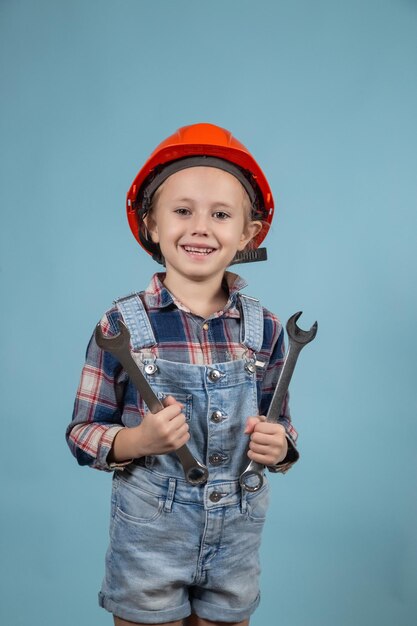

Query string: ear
144 214 159 244
237 220 263 251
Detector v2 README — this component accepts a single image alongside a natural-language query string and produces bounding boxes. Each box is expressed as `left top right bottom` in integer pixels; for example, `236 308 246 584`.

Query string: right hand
110 395 190 463
134 395 190 457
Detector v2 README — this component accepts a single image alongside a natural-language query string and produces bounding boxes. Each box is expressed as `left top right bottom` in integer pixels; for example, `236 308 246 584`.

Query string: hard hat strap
230 247 268 265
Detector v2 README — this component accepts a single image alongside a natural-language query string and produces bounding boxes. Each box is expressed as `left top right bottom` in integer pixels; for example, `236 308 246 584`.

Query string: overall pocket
246 483 270 524
114 474 164 524
134 390 193 422
155 391 193 422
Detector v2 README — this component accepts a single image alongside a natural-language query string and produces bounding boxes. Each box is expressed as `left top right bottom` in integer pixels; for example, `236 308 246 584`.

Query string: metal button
209 491 224 503
144 363 158 375
209 453 224 466
245 362 256 374
208 369 222 382
210 410 223 423
202 323 209 330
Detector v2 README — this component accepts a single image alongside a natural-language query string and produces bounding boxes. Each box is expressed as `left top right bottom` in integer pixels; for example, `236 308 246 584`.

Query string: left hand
244 415 288 466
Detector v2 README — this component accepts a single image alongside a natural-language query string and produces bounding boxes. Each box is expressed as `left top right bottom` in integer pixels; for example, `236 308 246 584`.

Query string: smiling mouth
182 245 216 256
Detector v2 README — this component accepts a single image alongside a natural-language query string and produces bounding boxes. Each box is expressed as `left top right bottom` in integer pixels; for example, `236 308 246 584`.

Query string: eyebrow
173 197 235 209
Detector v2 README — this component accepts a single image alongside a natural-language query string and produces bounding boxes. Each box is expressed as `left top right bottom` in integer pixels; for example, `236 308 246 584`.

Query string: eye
174 207 191 216
213 211 230 220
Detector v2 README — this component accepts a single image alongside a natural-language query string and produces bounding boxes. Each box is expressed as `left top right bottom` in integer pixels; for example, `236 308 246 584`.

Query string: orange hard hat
126 123 274 264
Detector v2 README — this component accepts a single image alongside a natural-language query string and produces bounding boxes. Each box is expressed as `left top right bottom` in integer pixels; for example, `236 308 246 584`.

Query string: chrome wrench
95 320 209 486
240 311 318 492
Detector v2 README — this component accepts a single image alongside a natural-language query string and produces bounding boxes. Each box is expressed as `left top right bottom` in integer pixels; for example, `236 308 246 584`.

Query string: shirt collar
143 272 248 314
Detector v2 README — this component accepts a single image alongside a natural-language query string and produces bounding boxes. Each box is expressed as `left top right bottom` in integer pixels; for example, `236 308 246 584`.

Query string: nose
190 212 210 236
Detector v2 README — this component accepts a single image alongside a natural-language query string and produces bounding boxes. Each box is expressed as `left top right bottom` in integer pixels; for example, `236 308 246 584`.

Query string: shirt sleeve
259 314 299 474
66 311 132 471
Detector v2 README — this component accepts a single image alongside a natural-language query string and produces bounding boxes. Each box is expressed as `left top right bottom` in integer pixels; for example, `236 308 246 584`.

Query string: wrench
95 320 209 486
240 311 318 492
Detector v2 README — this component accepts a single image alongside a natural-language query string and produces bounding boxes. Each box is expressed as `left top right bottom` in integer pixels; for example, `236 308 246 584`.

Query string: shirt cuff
96 426 132 471
267 435 299 474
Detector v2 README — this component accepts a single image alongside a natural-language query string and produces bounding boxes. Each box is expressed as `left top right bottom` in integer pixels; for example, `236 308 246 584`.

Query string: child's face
147 166 262 284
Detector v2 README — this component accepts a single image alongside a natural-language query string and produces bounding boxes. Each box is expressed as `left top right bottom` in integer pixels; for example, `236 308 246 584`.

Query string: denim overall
99 293 270 624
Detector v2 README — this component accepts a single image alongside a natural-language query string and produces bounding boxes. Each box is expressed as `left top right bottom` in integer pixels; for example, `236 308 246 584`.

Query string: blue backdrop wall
1 1 416 625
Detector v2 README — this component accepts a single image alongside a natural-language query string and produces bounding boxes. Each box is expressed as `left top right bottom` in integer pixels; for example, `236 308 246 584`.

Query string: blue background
1 1 416 624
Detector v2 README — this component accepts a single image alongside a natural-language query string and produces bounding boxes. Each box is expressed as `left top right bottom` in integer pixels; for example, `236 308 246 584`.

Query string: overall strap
114 293 157 351
239 293 264 353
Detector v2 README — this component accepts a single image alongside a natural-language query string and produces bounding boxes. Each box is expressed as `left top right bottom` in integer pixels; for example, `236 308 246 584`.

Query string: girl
67 123 299 626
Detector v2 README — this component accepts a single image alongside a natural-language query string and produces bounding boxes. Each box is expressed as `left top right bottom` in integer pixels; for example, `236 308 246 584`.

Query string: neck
163 270 229 318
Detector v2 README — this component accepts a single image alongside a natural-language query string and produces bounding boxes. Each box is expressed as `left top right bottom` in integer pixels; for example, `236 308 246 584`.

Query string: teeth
184 246 214 254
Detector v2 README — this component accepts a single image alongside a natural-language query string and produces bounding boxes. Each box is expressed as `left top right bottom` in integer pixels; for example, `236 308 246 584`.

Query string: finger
253 422 286 436
247 448 279 465
163 395 184 409
249 440 279 455
161 419 189 448
174 429 191 450
169 413 188 430
249 438 288 464
250 429 286 445
169 422 191 450
244 415 264 434
159 403 184 421
250 432 278 446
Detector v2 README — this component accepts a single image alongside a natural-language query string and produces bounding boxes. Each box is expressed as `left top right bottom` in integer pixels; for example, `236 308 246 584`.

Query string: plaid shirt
66 272 299 473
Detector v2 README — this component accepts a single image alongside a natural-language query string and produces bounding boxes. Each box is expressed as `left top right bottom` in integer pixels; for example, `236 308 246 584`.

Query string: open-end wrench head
286 311 318 345
95 320 131 351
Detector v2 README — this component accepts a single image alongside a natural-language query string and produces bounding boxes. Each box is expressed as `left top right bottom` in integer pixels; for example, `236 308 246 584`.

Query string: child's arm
66 310 189 470
108 395 189 464
255 315 300 473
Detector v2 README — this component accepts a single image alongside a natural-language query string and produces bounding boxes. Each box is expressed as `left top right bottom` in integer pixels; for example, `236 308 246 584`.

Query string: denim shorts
99 465 270 624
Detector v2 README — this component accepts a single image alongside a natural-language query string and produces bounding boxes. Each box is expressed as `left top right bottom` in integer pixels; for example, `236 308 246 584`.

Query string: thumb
162 395 184 409
244 416 262 435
